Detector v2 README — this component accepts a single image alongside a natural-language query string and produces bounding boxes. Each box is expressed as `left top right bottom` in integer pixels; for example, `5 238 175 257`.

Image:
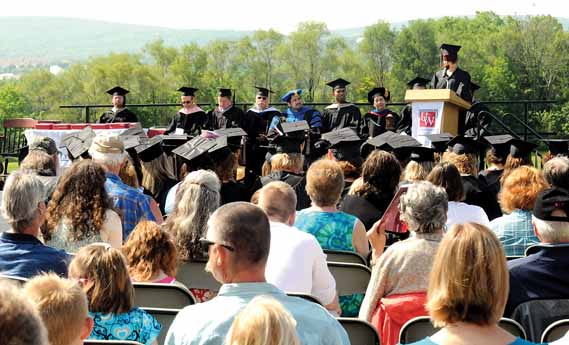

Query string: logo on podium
419 110 437 128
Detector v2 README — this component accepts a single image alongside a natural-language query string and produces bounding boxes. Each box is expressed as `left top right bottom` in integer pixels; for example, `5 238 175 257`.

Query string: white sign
411 101 444 147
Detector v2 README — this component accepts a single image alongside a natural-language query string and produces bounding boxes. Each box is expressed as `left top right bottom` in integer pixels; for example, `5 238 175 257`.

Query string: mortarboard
424 133 453 153
106 86 129 96
326 78 351 89
485 135 516 160
268 121 308 154
440 43 461 62
255 86 274 97
362 131 421 158
119 123 146 138
407 77 430 89
218 88 232 98
135 135 164 162
322 128 362 165
509 139 537 159
208 136 234 162
281 89 302 103
213 127 247 152
178 87 199 97
61 127 96 160
410 146 435 163
447 135 488 155
367 87 390 104
121 135 146 151
172 136 216 163
544 139 569 156
161 134 191 155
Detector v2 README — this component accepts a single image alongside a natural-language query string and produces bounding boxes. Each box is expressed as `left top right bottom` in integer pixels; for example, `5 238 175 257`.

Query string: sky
2 0 568 33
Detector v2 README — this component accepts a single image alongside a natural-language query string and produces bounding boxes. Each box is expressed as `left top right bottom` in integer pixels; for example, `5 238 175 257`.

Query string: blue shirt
490 209 539 256
164 182 181 215
105 172 156 239
269 106 323 129
165 282 350 345
0 232 69 278
89 307 161 345
408 336 546 345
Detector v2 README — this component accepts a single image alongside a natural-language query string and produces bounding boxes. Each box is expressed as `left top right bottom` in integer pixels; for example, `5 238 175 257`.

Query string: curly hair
46 160 111 242
442 151 478 175
123 221 178 281
118 156 140 189
163 170 220 262
338 160 360 180
499 166 547 213
354 150 401 200
501 155 532 184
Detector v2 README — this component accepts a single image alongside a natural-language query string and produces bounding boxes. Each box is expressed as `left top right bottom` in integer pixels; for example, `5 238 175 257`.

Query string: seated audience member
123 220 178 283
359 181 447 345
0 172 68 278
490 166 547 256
45 160 122 252
225 296 300 345
409 223 542 345
162 169 220 301
426 161 489 228
24 273 94 345
543 156 569 190
258 181 341 315
213 147 251 205
0 281 49 345
165 202 350 345
138 144 178 214
262 151 311 210
505 187 569 316
20 150 59 201
28 136 60 171
89 133 158 239
341 150 402 230
69 243 161 345
118 155 143 189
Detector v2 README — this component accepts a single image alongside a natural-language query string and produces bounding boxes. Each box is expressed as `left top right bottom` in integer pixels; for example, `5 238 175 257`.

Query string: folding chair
286 292 323 306
327 262 371 296
141 307 181 345
84 341 143 345
511 298 569 342
541 319 569 343
506 255 523 261
133 282 196 309
324 249 367 266
337 317 380 345
176 260 222 291
0 274 28 286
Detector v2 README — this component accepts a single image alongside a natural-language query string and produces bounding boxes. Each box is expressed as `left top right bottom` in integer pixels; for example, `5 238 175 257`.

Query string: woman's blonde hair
118 157 140 189
271 153 304 173
499 165 547 213
403 160 434 182
427 222 509 327
442 151 478 175
306 159 344 207
225 296 300 345
141 154 177 196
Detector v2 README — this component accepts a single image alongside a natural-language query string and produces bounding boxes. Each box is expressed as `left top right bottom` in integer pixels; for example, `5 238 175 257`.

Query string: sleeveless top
294 209 358 251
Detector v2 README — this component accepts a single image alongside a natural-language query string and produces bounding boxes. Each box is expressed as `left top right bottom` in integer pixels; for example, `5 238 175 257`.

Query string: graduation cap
178 87 199 97
424 133 453 153
410 146 435 163
218 88 232 98
208 136 234 162
544 139 569 156
367 87 390 104
119 123 146 138
470 82 480 92
281 89 302 103
255 86 274 97
485 134 516 160
213 127 246 151
407 77 430 89
135 135 164 162
161 134 191 155
326 78 350 89
61 127 96 160
172 136 216 163
509 139 537 159
268 121 308 154
447 135 488 155
322 128 362 165
440 43 461 62
362 131 421 158
121 135 146 151
106 86 129 96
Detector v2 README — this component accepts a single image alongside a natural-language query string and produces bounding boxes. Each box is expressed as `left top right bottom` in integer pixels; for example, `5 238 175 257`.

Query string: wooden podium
405 89 471 145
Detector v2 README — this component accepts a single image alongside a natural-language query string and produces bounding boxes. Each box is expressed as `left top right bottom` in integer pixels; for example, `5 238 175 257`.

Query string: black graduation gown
462 174 502 220
478 169 503 203
164 109 207 136
396 104 413 135
206 105 246 130
220 181 251 205
463 100 492 137
98 108 138 123
260 171 310 210
431 67 473 103
321 103 362 133
340 193 393 230
156 178 178 215
243 108 281 179
360 109 400 139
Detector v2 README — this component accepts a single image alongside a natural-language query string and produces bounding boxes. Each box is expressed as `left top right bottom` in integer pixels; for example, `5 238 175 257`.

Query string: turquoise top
408 336 547 345
89 307 161 345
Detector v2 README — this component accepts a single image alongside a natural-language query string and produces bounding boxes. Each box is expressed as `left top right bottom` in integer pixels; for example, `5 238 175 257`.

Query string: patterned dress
88 307 161 345
294 209 363 317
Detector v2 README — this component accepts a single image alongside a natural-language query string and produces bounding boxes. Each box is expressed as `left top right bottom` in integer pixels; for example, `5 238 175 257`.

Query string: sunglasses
199 237 235 252
256 96 267 100
182 101 193 104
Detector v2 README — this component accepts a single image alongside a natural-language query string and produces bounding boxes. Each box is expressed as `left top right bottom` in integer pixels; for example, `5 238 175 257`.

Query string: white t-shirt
265 221 337 305
446 201 491 229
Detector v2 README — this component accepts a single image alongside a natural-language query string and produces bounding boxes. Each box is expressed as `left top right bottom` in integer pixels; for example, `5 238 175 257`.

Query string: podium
405 89 471 146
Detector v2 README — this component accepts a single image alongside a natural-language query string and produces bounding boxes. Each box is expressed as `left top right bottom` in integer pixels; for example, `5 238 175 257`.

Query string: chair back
176 260 222 291
133 282 196 309
286 292 323 306
525 243 569 256
84 341 143 345
337 317 380 345
511 298 569 342
0 274 28 286
541 319 569 343
506 255 523 261
324 249 367 265
327 262 371 296
141 307 180 345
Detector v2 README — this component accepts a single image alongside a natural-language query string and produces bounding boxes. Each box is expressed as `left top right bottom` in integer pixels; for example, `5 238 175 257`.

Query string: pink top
153 276 176 284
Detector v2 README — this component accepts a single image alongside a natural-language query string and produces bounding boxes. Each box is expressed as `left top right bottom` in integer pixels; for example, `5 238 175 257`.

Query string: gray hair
89 150 126 167
532 214 569 243
1 172 45 233
399 181 448 233
543 156 569 190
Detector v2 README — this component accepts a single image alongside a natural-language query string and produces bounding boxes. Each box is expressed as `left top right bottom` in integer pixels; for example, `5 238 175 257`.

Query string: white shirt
446 201 491 229
265 221 337 305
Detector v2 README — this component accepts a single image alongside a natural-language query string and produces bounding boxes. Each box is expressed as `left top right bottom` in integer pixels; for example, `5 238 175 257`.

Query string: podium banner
411 101 444 146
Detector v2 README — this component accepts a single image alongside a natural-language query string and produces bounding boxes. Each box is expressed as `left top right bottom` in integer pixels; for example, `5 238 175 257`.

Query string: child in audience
123 220 178 283
69 243 161 345
24 273 94 345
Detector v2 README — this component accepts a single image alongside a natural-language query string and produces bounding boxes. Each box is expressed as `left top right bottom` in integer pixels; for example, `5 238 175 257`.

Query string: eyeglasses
182 101 193 104
256 96 267 100
199 237 235 252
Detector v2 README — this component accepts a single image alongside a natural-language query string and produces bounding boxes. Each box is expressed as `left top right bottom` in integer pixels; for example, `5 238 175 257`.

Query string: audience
543 156 569 190
20 150 59 201
225 296 301 345
263 152 311 210
0 281 49 345
140 152 178 214
69 243 161 345
491 166 548 256
24 273 94 345
426 161 489 228
165 202 350 345
0 171 68 278
123 220 178 283
258 181 340 315
411 222 542 345
359 181 447 345
45 160 122 252
28 136 60 173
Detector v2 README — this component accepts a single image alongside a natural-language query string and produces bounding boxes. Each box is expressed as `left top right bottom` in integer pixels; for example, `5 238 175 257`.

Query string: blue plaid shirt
105 172 156 239
490 209 539 256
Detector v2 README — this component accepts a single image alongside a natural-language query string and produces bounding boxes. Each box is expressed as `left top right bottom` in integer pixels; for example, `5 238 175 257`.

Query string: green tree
0 84 32 119
358 21 395 87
